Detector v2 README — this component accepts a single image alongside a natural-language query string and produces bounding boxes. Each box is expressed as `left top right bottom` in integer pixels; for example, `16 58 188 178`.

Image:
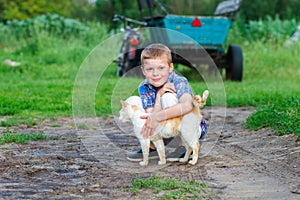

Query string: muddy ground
0 107 299 199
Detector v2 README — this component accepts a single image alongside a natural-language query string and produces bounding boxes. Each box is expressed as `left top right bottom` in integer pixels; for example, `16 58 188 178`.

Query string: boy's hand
158 82 176 97
140 113 159 138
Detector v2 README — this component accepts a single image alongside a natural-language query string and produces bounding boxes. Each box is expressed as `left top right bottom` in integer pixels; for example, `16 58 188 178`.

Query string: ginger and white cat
119 90 209 166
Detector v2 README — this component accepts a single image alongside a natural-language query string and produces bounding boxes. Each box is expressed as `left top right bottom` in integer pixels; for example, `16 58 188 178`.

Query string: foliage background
0 1 299 135
1 0 300 23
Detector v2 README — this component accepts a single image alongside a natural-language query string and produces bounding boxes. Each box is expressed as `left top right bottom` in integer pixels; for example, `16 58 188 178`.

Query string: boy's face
141 55 173 88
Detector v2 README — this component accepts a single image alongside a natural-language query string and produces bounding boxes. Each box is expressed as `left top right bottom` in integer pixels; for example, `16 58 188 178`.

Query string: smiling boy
127 43 208 161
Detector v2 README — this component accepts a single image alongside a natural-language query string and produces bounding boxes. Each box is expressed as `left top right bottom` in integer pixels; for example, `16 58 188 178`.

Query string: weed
0 132 48 145
124 174 213 199
245 98 300 136
49 123 62 127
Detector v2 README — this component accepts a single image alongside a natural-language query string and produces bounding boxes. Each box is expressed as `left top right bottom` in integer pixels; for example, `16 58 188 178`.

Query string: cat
119 90 209 166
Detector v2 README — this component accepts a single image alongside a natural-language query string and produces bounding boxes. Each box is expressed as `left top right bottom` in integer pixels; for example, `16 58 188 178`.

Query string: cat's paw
139 161 148 166
188 159 197 165
179 158 189 163
167 158 180 162
158 160 166 165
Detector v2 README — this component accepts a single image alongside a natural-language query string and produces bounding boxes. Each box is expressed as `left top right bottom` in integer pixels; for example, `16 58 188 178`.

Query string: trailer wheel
226 45 243 81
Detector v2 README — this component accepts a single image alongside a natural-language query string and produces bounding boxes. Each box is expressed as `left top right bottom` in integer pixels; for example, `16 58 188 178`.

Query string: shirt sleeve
174 76 194 99
138 84 156 110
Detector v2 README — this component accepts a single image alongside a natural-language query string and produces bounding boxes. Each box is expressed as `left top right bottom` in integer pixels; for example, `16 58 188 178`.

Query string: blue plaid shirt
138 71 194 110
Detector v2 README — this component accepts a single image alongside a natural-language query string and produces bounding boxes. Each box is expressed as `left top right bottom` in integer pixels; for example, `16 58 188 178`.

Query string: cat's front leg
139 139 150 166
188 141 200 165
152 139 166 165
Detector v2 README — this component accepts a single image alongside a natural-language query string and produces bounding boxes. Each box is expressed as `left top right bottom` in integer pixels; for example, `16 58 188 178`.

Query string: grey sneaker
166 146 186 162
127 148 158 162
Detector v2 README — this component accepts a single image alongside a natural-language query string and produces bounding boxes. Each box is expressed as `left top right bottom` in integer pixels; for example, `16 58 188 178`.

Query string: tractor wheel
123 48 143 77
226 45 243 81
117 66 124 77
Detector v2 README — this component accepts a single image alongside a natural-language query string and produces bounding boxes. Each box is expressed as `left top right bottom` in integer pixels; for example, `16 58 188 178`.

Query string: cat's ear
120 100 127 107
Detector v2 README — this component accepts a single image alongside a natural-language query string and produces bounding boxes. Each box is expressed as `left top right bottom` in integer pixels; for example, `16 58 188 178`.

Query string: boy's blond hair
141 43 172 65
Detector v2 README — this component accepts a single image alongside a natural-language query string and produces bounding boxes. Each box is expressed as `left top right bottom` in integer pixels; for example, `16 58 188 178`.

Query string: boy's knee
161 93 178 108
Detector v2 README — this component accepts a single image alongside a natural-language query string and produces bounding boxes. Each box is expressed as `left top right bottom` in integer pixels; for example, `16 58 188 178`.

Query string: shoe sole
167 158 180 162
199 138 209 142
126 157 142 162
126 155 159 162
167 155 194 162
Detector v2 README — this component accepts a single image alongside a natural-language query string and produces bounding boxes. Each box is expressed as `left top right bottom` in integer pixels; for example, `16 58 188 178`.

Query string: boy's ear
169 63 174 72
141 66 146 76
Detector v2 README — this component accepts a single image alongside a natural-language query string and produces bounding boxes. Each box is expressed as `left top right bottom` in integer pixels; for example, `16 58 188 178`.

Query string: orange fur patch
131 105 139 112
194 141 200 156
161 116 182 133
192 106 199 114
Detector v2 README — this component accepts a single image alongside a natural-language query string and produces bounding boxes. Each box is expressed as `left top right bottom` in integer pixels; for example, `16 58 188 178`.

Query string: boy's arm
141 93 193 138
145 93 162 113
155 93 193 121
145 83 172 113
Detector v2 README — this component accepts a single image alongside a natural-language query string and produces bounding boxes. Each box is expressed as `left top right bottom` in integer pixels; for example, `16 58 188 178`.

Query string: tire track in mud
205 120 299 199
218 141 299 187
0 107 299 199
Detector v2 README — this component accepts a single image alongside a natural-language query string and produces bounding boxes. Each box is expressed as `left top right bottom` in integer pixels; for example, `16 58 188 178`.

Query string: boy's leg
162 93 209 159
126 94 207 161
126 94 179 161
161 92 178 109
161 93 180 145
161 93 187 159
161 93 209 140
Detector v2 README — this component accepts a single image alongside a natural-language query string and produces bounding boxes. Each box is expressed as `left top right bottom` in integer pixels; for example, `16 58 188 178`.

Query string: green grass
0 132 48 144
0 17 299 135
123 174 213 199
245 99 300 136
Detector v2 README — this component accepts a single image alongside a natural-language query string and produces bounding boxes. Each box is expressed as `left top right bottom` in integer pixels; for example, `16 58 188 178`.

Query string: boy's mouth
152 78 161 82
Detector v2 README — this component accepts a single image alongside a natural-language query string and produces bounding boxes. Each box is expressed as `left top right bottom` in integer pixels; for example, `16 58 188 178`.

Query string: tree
95 0 139 23
0 0 74 21
71 0 97 21
240 0 300 21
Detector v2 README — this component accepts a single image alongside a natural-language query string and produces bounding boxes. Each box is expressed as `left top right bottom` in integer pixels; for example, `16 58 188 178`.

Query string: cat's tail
193 90 209 108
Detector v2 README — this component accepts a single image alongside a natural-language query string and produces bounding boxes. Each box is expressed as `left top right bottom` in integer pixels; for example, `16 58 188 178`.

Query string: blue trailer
114 0 243 81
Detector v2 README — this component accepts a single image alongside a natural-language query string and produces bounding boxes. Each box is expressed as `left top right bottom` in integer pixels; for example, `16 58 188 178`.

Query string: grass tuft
124 174 213 199
0 132 48 144
245 98 300 136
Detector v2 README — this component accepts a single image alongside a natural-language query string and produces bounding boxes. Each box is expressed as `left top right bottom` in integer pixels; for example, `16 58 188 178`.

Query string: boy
127 43 208 161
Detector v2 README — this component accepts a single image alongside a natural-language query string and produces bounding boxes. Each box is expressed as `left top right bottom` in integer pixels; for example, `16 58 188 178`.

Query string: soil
0 107 299 199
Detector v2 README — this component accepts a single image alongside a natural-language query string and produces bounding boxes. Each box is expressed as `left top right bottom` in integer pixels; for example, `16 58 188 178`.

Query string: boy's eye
146 68 153 72
159 66 165 70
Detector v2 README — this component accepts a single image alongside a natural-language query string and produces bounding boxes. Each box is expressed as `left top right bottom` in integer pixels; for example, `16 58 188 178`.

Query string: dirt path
0 107 299 199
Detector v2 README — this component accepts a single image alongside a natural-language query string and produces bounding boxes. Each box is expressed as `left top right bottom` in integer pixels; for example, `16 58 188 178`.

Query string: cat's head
119 100 131 123
119 100 141 123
